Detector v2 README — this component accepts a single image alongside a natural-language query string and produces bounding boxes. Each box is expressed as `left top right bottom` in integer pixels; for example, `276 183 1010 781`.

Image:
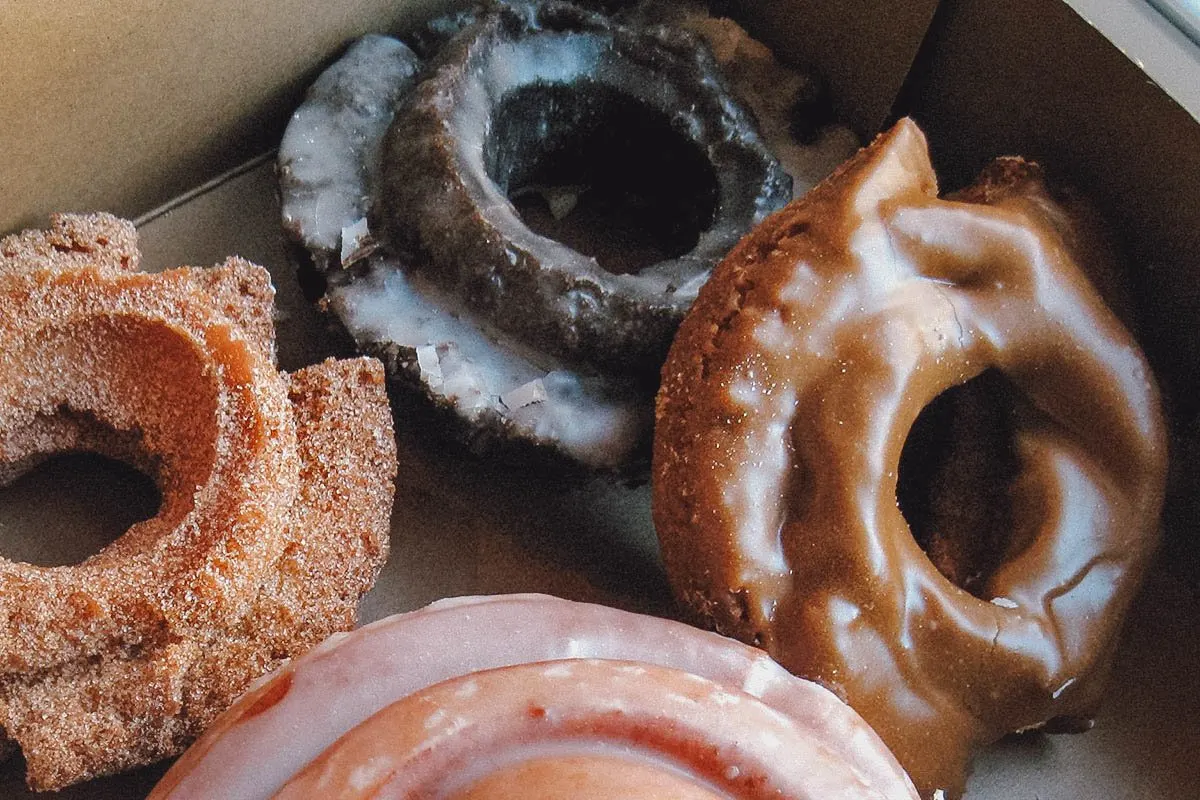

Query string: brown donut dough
653 120 1168 797
0 214 396 791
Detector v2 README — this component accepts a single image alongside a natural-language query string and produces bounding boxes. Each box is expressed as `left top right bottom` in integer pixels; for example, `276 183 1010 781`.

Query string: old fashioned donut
279 2 855 470
151 594 918 799
653 120 1168 797
381 0 791 374
0 214 396 790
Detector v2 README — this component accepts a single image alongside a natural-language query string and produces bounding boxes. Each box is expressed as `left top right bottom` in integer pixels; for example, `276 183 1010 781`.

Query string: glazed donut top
653 119 1167 796
0 214 396 791
151 594 918 799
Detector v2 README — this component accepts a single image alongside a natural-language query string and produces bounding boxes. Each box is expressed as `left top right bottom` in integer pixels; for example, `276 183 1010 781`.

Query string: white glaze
277 11 857 468
278 35 420 254
330 256 647 468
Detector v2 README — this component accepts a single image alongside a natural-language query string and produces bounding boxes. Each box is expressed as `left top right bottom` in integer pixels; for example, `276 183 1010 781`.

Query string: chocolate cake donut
380 0 790 374
279 0 856 470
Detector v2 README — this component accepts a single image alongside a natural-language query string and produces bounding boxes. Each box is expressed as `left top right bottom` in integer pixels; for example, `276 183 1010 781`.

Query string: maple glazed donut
0 214 396 791
151 594 918 799
653 119 1168 797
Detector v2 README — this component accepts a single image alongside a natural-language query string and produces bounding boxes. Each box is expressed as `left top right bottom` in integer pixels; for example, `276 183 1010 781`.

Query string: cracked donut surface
380 0 791 374
278 1 857 470
0 214 397 791
652 119 1168 797
150 594 918 799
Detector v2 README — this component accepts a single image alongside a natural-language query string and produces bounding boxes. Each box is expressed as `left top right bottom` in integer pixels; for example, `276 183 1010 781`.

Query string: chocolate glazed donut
653 119 1168 797
380 0 791 376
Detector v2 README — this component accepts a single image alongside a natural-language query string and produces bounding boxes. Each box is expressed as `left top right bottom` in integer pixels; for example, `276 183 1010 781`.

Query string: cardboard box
1 0 1198 796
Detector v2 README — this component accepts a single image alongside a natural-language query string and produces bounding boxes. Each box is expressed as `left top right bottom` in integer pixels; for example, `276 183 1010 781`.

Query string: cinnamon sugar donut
653 120 1168 797
0 214 396 790
151 594 918 799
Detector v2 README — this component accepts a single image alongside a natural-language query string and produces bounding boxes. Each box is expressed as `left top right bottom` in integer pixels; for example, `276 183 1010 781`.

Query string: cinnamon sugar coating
0 214 396 791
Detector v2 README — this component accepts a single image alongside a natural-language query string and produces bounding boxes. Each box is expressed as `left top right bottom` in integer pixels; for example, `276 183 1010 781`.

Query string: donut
620 0 859 194
0 214 396 790
381 0 791 374
652 119 1168 797
150 594 918 799
278 1 856 470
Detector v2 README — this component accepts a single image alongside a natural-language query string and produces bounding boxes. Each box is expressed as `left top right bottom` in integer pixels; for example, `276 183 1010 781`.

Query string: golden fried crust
0 212 141 276
190 257 279 360
0 214 396 791
178 358 396 736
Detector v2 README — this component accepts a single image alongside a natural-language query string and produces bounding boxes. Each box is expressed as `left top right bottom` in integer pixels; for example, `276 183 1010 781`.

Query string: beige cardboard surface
1 156 1197 799
0 0 450 236
741 0 941 135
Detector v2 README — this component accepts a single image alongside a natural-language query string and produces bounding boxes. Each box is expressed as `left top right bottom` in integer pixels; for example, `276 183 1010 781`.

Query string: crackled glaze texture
278 1 857 470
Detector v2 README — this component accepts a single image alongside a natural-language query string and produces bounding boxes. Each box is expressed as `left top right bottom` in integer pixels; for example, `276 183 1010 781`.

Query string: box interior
1 0 1198 796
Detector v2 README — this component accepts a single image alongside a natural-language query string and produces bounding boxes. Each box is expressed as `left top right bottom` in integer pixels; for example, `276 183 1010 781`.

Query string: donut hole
485 82 719 276
896 369 1022 597
0 315 222 563
0 450 160 567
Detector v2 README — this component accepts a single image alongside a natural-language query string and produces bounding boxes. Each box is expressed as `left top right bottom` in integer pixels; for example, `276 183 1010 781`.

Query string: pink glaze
276 660 896 798
151 594 917 799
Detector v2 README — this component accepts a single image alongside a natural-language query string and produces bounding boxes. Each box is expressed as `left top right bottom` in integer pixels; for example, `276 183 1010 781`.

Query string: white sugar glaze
278 35 420 255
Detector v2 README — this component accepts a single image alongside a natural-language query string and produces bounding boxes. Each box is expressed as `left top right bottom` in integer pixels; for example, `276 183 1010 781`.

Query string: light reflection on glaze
653 118 1168 798
151 595 917 800
272 660 894 799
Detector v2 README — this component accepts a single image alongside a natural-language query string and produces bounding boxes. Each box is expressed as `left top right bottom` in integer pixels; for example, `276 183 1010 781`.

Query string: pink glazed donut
150 594 918 799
